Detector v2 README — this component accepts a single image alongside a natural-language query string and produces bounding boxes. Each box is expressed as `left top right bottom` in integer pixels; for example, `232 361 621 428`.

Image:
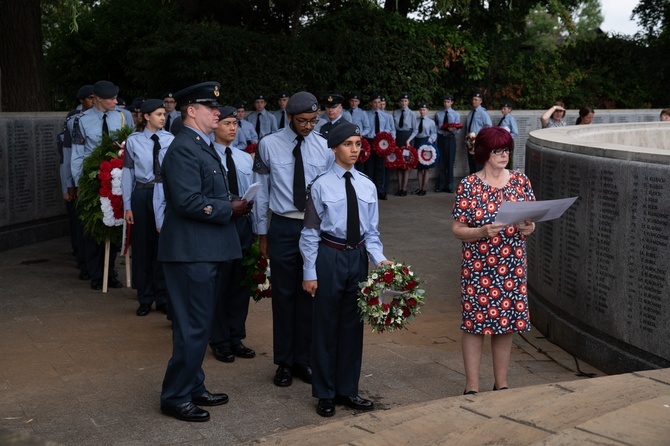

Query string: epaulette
314 131 327 140
71 115 84 145
306 173 326 196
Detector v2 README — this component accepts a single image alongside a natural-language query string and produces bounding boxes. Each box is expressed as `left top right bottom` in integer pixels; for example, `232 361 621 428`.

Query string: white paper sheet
242 182 262 202
494 197 578 226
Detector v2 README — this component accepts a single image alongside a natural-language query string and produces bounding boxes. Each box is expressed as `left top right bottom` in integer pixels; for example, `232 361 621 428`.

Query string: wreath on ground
399 145 418 169
358 262 425 333
372 131 397 157
77 127 133 246
358 137 371 164
241 236 272 302
417 143 440 168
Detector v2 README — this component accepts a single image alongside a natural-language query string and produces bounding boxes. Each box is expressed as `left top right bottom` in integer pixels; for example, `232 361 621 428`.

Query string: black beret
442 94 454 101
322 93 344 107
140 99 165 114
234 102 245 110
277 92 290 99
93 80 119 99
116 97 126 106
398 93 410 100
254 93 267 101
130 97 145 111
174 81 222 108
218 106 238 120
502 101 513 108
368 93 381 102
76 85 94 99
162 92 174 100
327 121 361 148
472 92 483 99
380 96 387 101
286 91 319 115
419 103 429 109
348 92 361 100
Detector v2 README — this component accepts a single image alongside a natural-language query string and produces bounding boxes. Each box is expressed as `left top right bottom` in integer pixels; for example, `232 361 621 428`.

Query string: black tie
150 134 162 182
255 113 261 136
418 117 424 134
102 113 109 136
344 171 360 247
279 111 285 129
292 135 306 211
467 111 474 133
398 109 404 129
225 147 239 196
375 111 380 134
165 114 171 132
498 116 505 126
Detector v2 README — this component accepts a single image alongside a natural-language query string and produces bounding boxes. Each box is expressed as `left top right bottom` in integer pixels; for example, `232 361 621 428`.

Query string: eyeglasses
492 148 511 155
295 117 319 127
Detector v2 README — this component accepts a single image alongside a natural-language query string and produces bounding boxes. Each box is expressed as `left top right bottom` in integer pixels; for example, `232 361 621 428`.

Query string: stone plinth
525 122 670 374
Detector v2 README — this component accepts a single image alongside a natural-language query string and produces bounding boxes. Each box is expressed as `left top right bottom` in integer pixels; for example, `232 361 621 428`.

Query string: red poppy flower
503 279 515 291
500 317 509 327
99 161 112 172
498 265 509 276
109 158 123 169
501 298 512 310
488 307 500 318
486 255 498 266
479 276 491 288
358 138 371 163
373 131 396 156
477 294 489 306
515 301 526 312
474 311 486 322
97 170 112 181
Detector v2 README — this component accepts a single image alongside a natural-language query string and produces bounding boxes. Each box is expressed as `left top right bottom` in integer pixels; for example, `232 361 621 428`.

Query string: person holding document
451 126 535 395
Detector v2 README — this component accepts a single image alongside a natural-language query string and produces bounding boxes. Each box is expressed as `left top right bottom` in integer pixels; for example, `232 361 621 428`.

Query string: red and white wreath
417 143 440 168
385 146 405 169
358 137 371 163
98 145 125 227
372 131 397 157
399 145 418 169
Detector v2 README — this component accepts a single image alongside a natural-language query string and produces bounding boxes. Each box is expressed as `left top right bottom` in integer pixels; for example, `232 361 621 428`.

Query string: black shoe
411 189 420 195
291 364 312 384
192 390 228 406
78 271 90 280
316 398 335 417
493 385 509 391
274 366 292 387
155 303 168 314
463 389 478 395
434 188 442 193
400 190 407 196
334 395 374 411
136 304 151 317
230 343 255 358
108 277 124 288
91 280 103 291
418 189 426 196
161 402 210 422
394 190 402 196
446 188 454 193
378 193 387 201
212 347 235 363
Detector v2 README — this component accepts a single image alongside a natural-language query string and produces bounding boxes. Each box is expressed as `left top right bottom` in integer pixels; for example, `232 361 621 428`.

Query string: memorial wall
525 122 670 374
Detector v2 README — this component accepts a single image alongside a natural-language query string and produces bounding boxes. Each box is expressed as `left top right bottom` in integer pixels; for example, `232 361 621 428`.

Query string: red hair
473 127 514 165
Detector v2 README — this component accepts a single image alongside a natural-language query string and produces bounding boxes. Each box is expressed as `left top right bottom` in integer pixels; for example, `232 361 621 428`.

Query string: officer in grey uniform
313 93 351 138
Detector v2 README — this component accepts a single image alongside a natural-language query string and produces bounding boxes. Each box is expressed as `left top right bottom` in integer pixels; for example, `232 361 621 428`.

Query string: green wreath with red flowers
241 236 271 302
358 262 425 333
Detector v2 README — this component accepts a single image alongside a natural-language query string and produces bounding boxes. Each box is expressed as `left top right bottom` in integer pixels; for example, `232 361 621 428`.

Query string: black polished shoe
378 193 387 201
316 398 335 417
78 271 90 280
108 277 124 288
155 303 168 314
334 395 374 411
136 304 151 317
394 190 402 196
212 347 235 363
91 280 103 291
274 366 292 387
463 389 478 395
161 402 210 422
446 188 454 193
418 189 426 196
291 364 312 384
230 343 255 358
192 390 228 406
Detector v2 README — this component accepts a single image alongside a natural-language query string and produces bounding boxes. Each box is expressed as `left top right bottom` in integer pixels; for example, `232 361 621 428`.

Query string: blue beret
327 122 361 148
76 85 94 99
174 81 222 108
348 92 361 100
217 106 238 120
286 91 319 115
502 101 513 108
140 99 165 114
93 80 119 99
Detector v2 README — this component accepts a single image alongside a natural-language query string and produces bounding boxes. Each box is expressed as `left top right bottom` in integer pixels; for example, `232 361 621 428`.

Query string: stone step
247 369 670 446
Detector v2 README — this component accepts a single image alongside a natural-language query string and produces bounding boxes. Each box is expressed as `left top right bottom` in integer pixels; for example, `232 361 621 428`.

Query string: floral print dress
452 170 535 334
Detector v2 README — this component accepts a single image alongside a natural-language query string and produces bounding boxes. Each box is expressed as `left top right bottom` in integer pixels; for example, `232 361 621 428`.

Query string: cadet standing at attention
273 92 290 130
246 93 278 139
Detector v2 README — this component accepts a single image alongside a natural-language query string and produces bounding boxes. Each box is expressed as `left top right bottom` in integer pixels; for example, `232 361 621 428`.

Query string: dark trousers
311 244 367 399
210 257 250 349
436 134 456 191
84 235 117 283
467 152 483 174
267 214 312 367
66 200 78 254
161 261 223 407
361 138 387 196
130 187 167 306
73 202 88 273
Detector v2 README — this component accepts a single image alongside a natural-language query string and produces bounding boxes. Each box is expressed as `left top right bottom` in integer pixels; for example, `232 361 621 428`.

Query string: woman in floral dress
451 126 536 395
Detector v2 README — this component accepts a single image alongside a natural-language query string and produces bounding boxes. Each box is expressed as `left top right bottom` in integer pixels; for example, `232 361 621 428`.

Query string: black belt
320 233 365 251
135 182 155 189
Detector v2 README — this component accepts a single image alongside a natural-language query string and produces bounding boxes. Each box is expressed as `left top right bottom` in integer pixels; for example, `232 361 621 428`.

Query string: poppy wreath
372 131 397 157
241 236 272 302
77 127 133 246
244 142 258 155
358 137 371 163
357 262 425 333
399 145 418 169
440 122 462 131
417 143 440 168
465 132 477 155
385 146 406 169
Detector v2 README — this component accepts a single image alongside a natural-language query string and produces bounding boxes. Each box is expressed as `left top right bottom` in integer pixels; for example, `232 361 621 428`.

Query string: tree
0 0 48 111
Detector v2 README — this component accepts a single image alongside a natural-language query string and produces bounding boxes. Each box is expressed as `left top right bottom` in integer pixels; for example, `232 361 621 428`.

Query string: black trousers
267 214 312 368
210 257 251 349
311 244 367 399
436 134 456 191
361 138 387 195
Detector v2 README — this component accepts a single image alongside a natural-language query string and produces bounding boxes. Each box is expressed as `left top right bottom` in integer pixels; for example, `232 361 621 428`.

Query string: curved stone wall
525 122 670 374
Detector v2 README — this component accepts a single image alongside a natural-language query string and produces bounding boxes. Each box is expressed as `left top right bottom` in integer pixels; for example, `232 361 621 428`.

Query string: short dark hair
473 127 514 165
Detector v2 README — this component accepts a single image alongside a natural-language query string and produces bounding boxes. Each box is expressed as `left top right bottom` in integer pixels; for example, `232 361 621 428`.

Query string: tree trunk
384 0 412 16
0 0 49 111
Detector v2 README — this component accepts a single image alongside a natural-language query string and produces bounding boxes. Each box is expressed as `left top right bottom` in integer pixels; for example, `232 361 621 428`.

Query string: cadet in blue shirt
71 80 133 290
233 103 259 150
246 93 278 139
300 121 391 418
253 91 335 388
273 92 290 130
464 92 492 173
434 94 460 193
412 103 437 196
346 93 371 139
393 93 418 196
122 99 174 317
162 92 180 133
363 93 395 200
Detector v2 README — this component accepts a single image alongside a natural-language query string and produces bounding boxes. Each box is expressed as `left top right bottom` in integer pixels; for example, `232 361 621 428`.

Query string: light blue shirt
246 109 278 138
152 148 168 230
365 109 396 138
435 108 461 136
252 125 334 234
300 163 386 281
212 141 254 198
393 108 418 142
499 113 519 138
273 109 288 129
71 107 133 186
465 105 492 135
233 119 258 150
414 115 437 144
165 110 180 133
348 107 371 139
122 128 174 210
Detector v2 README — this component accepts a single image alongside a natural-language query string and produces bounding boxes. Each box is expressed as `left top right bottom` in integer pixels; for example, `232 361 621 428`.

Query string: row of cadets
361 92 395 200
